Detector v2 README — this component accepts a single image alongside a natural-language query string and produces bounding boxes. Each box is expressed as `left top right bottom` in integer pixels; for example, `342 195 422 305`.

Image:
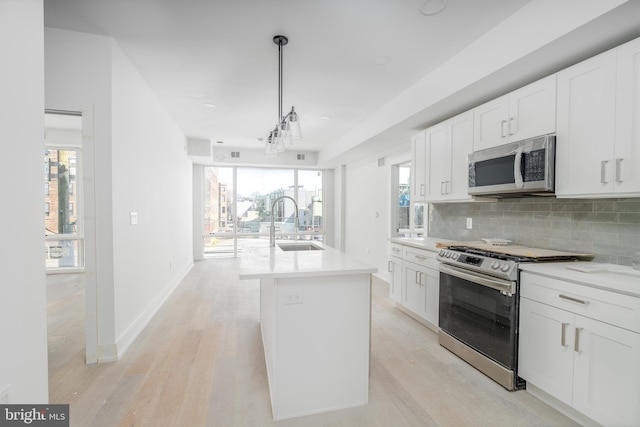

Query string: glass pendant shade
287 107 302 139
265 132 278 157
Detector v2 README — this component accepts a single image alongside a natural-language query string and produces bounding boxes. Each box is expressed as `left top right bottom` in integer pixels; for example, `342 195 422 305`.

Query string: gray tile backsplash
428 197 640 266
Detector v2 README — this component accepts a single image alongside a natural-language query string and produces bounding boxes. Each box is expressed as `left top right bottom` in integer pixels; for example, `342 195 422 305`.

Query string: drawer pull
392 247 401 254
574 327 583 353
414 255 427 260
388 261 393 273
559 294 589 305
561 323 569 347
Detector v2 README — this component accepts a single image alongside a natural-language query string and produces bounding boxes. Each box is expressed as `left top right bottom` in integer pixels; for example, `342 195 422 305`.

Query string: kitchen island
239 241 377 421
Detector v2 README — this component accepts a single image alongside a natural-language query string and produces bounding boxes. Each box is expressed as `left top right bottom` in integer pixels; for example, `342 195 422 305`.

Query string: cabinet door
447 110 474 200
402 262 425 318
556 49 617 196
518 297 574 406
388 257 403 304
508 74 557 142
424 123 447 201
473 94 509 151
572 315 640 426
614 37 640 195
411 130 427 202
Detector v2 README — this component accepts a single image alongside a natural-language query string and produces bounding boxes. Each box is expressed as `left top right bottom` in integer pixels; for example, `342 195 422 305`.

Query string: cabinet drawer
403 247 438 270
389 243 403 259
521 272 640 333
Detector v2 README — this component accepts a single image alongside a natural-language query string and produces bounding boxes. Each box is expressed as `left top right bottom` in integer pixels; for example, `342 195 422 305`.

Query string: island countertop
239 241 377 280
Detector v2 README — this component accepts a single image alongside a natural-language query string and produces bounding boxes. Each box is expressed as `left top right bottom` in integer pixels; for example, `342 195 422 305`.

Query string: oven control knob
445 252 452 258
491 261 501 270
451 253 459 260
501 264 511 272
439 250 445 257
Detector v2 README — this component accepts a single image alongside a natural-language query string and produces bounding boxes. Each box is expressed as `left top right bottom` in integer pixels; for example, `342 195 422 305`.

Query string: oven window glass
474 155 516 186
439 272 517 369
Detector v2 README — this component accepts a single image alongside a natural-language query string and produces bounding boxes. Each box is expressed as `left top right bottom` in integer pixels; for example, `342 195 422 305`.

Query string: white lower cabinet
388 244 403 304
388 242 439 329
519 272 640 426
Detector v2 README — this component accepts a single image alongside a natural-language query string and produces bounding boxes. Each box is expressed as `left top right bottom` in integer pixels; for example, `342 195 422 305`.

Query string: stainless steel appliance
436 242 587 391
468 134 555 197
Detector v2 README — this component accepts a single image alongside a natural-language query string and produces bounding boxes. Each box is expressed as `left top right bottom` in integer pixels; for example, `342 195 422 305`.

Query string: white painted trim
111 261 194 361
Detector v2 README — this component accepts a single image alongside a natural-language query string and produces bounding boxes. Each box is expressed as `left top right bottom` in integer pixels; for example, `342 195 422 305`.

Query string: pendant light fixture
265 35 301 156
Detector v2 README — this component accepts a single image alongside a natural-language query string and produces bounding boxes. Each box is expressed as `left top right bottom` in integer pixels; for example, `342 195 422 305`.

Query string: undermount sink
277 242 324 252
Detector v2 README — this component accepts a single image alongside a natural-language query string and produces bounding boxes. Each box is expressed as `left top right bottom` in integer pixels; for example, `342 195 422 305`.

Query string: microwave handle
514 147 524 188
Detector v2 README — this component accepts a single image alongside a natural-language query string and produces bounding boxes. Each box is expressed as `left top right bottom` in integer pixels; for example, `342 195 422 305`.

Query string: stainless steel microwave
468 134 555 197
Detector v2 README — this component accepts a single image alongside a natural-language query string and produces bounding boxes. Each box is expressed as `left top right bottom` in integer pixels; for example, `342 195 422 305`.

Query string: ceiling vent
231 151 240 158
297 154 305 160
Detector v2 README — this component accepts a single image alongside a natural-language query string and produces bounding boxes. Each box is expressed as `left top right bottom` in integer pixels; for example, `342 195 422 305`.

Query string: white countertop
520 262 640 298
388 237 451 252
239 241 377 280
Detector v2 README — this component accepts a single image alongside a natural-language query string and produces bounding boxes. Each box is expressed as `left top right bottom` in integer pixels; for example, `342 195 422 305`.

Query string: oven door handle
439 264 516 294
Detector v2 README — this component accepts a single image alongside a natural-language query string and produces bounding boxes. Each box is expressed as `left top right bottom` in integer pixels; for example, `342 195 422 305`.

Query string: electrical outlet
466 217 473 229
0 384 10 404
130 212 138 225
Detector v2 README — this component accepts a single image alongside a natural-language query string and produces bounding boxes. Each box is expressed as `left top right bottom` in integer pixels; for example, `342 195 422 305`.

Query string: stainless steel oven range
436 244 584 391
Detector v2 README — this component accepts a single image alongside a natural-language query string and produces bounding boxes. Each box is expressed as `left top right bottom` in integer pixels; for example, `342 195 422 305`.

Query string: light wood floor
47 258 578 426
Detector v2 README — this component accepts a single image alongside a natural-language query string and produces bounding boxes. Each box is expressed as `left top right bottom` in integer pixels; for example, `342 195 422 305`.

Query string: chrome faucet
270 195 299 247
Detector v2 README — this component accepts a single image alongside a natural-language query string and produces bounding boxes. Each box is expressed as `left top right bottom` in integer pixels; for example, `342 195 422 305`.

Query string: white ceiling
43 0 640 166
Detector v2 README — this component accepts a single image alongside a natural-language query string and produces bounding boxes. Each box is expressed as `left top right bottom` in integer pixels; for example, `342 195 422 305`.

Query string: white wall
110 42 193 355
0 0 49 403
45 28 193 361
341 155 391 279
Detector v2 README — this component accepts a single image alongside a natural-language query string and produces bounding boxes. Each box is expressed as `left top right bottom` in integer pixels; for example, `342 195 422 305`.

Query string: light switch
130 212 138 225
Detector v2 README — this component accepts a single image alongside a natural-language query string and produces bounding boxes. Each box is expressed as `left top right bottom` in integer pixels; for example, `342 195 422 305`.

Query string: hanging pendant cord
278 40 283 121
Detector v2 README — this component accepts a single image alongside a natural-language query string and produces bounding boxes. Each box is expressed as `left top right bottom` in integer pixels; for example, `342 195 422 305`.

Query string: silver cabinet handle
440 181 445 195
508 117 515 136
574 327 583 353
420 184 425 196
561 323 569 347
501 120 507 138
388 261 393 273
414 255 427 260
415 271 420 285
559 294 589 305
601 160 609 184
616 158 623 183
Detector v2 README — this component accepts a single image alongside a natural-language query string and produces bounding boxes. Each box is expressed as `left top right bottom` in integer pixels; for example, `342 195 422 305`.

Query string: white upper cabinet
556 37 640 197
411 130 427 202
474 74 557 151
425 110 474 202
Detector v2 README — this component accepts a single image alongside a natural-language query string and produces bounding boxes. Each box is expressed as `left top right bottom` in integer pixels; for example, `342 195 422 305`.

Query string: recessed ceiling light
203 103 216 108
419 0 447 16
373 55 392 66
216 140 224 144
320 116 332 120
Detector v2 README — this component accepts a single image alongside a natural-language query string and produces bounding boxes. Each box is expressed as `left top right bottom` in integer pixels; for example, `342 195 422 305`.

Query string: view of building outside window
397 165 410 235
203 167 324 257
45 148 81 268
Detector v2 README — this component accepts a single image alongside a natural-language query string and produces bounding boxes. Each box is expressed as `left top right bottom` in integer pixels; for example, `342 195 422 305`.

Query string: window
392 162 424 237
202 167 324 257
44 111 84 270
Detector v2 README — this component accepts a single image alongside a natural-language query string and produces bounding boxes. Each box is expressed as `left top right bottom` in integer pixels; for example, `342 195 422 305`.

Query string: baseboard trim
110 261 194 361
